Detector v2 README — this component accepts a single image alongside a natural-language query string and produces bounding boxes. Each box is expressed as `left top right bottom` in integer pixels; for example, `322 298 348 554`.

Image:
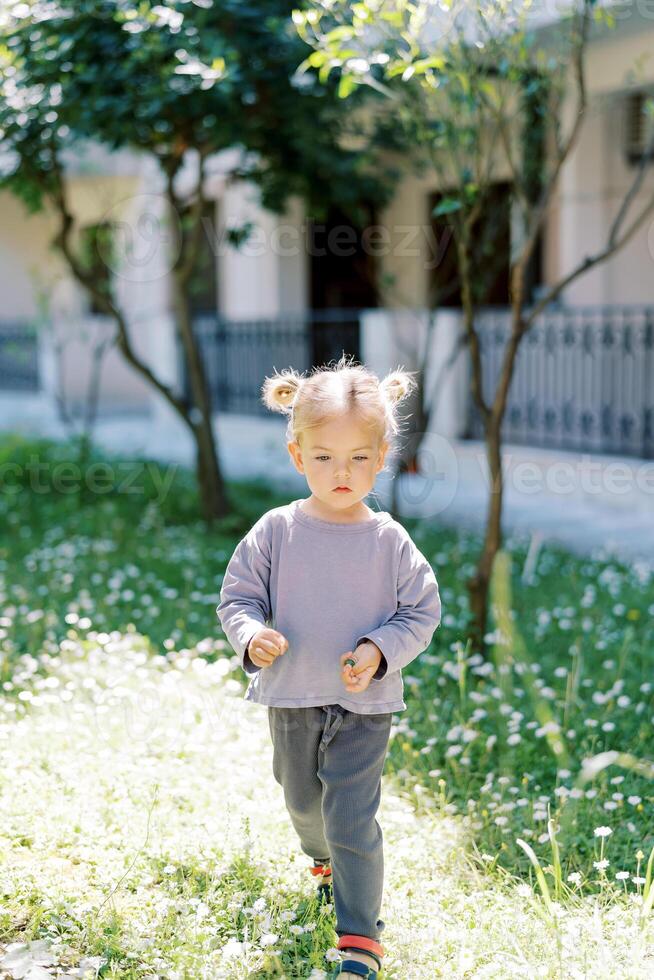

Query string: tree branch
607 131 654 249
524 192 654 329
513 0 592 281
169 148 209 285
44 150 194 430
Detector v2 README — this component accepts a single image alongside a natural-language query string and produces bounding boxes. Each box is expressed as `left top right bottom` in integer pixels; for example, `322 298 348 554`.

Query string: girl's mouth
333 487 351 493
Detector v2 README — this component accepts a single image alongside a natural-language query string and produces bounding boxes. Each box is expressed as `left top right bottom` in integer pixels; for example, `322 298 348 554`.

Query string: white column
362 307 468 439
111 160 187 434
219 180 281 317
426 308 469 439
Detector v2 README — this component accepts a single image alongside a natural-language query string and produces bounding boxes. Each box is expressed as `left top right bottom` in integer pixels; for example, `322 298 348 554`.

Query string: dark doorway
428 182 543 308
188 200 219 316
308 205 378 367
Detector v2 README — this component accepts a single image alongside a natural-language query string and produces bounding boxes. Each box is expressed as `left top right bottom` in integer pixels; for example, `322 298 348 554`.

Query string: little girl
216 354 442 979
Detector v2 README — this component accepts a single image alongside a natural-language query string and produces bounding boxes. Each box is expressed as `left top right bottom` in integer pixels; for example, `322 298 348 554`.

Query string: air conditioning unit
625 90 654 166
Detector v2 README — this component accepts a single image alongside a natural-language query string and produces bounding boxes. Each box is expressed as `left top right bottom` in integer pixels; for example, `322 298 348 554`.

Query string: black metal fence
180 305 654 460
0 324 40 392
468 305 654 459
181 310 361 415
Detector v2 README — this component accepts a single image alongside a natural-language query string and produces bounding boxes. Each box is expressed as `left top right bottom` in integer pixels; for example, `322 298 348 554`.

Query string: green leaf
318 60 337 84
432 197 462 217
325 25 356 44
380 10 404 27
386 60 411 79
516 838 553 912
338 74 357 99
412 55 445 75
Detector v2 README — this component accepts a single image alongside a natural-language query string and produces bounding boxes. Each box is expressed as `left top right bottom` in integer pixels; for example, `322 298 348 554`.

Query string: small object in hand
344 657 357 668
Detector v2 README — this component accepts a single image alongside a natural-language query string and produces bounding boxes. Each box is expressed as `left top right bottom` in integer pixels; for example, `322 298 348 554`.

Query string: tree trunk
48 169 231 526
466 418 504 654
165 157 231 525
174 317 230 524
192 413 229 525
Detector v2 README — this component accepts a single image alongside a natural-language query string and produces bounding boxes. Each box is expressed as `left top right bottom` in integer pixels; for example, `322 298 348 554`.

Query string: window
625 90 654 167
428 182 543 308
308 204 378 311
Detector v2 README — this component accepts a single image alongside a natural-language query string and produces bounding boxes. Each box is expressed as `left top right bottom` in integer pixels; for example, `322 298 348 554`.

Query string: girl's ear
287 440 305 474
376 441 389 471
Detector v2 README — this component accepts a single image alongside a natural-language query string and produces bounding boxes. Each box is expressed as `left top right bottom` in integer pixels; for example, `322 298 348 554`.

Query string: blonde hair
261 352 418 470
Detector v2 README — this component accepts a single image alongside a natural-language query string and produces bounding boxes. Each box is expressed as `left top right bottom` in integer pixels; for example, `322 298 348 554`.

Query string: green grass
1 433 654 978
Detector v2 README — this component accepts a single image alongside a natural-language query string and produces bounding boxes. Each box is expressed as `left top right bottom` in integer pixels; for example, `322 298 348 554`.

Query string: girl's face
288 415 388 513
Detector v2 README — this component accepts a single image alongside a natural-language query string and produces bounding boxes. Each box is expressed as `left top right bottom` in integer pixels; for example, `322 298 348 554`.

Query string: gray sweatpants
267 703 393 942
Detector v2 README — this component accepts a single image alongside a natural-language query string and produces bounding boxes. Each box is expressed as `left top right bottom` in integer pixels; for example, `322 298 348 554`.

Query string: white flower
594 826 613 838
567 872 582 885
615 871 630 880
628 796 642 805
152 4 184 30
594 859 610 871
221 939 247 958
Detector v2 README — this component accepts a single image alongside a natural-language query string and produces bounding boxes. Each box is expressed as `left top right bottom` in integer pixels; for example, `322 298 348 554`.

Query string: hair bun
261 368 304 415
380 368 418 405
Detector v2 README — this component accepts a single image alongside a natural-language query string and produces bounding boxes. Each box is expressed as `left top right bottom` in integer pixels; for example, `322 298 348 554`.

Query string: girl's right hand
247 628 288 668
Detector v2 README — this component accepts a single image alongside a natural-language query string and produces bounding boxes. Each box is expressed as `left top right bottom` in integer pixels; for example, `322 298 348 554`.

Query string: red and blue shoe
310 858 333 903
331 935 384 978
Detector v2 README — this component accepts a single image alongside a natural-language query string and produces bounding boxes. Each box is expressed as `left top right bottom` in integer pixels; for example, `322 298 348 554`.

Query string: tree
294 0 654 651
0 0 398 523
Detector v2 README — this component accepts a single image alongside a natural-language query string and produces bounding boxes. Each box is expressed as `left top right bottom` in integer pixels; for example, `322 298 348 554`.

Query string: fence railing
181 304 653 460
182 310 362 415
0 324 40 392
467 305 654 459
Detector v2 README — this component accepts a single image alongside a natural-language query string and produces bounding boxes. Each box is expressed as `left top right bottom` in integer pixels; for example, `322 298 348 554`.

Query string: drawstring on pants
319 704 345 750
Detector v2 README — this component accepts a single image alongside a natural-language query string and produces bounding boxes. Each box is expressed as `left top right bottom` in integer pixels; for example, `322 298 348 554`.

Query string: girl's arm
216 518 272 676
355 534 441 681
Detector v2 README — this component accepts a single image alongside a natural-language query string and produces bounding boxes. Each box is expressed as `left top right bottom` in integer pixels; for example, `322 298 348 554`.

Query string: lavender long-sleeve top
216 498 442 715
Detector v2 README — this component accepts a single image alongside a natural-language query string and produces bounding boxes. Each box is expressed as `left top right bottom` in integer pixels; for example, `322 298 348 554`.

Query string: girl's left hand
340 642 382 694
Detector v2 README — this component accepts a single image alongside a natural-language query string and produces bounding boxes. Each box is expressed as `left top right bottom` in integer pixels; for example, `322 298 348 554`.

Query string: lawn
1 433 653 978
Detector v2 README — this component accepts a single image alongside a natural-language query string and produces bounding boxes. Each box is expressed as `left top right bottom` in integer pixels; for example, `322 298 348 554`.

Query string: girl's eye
314 456 368 462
